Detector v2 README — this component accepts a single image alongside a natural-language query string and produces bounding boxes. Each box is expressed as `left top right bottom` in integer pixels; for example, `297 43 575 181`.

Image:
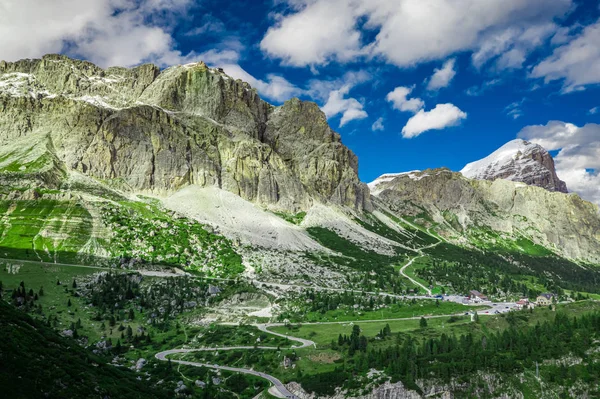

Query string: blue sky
1 0 600 203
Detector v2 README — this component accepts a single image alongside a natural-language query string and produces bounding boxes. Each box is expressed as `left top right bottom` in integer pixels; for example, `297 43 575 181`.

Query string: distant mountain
460 139 568 193
369 168 600 264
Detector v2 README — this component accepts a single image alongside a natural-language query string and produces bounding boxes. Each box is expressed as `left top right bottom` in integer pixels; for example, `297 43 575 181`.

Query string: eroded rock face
460 139 568 193
0 54 370 212
370 169 600 263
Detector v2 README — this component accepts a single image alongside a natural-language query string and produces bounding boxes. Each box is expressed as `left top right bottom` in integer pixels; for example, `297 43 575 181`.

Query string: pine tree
67 298 72 307
420 317 428 328
72 279 77 289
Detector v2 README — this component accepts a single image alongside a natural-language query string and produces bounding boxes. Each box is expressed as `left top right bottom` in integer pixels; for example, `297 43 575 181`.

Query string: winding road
155 323 314 399
399 227 443 296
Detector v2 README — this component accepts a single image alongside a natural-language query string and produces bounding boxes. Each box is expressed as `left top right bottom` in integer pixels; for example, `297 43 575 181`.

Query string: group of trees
85 273 211 332
8 281 43 312
305 227 412 293
342 312 600 392
337 325 368 355
423 243 600 296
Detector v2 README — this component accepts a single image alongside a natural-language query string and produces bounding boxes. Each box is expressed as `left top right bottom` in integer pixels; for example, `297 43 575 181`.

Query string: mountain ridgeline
461 139 568 193
3 54 600 399
0 53 599 274
0 54 370 212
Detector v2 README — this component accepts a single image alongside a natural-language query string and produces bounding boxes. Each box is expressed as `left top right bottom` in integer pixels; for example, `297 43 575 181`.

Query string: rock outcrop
460 139 568 193
0 54 370 212
370 169 600 263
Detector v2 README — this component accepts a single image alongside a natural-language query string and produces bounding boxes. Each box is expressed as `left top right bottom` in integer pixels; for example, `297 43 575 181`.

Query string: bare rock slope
0 54 370 213
370 169 600 263
460 139 568 193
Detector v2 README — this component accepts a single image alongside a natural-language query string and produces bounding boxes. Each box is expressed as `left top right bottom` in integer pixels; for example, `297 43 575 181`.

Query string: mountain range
2 54 597 268
2 54 600 399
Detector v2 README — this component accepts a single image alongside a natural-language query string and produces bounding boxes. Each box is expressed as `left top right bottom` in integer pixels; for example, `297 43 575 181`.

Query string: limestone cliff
0 54 370 212
370 169 600 263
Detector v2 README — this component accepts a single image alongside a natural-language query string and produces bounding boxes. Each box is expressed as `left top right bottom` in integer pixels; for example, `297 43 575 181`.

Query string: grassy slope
0 299 171 399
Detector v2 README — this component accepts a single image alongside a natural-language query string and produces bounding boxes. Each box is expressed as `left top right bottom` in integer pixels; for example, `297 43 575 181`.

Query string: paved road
400 256 432 295
398 230 442 296
155 323 313 399
156 349 298 398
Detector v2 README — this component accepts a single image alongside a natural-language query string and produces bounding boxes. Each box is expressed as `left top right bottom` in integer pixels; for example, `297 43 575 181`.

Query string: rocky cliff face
460 139 568 193
370 169 600 263
0 54 370 212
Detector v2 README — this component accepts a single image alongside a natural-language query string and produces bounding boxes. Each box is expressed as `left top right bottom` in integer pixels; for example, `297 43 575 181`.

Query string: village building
516 299 534 310
536 293 555 306
469 290 488 303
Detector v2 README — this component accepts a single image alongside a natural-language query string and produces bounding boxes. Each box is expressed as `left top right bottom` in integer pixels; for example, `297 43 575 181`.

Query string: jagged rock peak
460 139 568 193
0 54 371 213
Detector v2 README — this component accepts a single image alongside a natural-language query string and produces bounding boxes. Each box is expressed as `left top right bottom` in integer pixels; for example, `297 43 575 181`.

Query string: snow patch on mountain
460 139 568 193
368 171 425 195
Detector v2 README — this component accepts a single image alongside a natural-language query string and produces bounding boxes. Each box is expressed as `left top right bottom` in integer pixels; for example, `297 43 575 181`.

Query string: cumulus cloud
371 117 385 131
531 19 600 92
196 48 301 103
260 0 571 70
401 103 467 138
518 121 600 205
260 0 363 66
386 86 424 113
426 58 456 91
471 22 558 70
305 71 371 126
224 64 302 103
322 85 368 127
0 0 196 68
307 70 371 100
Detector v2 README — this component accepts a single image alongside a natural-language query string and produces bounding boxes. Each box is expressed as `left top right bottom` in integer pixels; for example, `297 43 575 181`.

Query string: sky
1 0 600 204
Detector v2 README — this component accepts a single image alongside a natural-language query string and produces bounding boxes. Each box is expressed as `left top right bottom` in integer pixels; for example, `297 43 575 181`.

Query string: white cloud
321 85 368 127
307 70 371 101
471 22 558 70
518 121 600 205
504 99 526 119
465 78 502 96
190 46 301 104
589 107 599 115
426 58 456 91
260 0 363 66
0 0 195 68
531 19 600 92
386 86 424 113
401 103 467 138
260 0 572 70
305 71 371 126
209 62 301 103
371 117 384 131
185 15 226 36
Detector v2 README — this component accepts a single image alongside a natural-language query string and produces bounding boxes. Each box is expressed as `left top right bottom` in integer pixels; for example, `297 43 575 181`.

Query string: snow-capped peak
460 139 568 193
